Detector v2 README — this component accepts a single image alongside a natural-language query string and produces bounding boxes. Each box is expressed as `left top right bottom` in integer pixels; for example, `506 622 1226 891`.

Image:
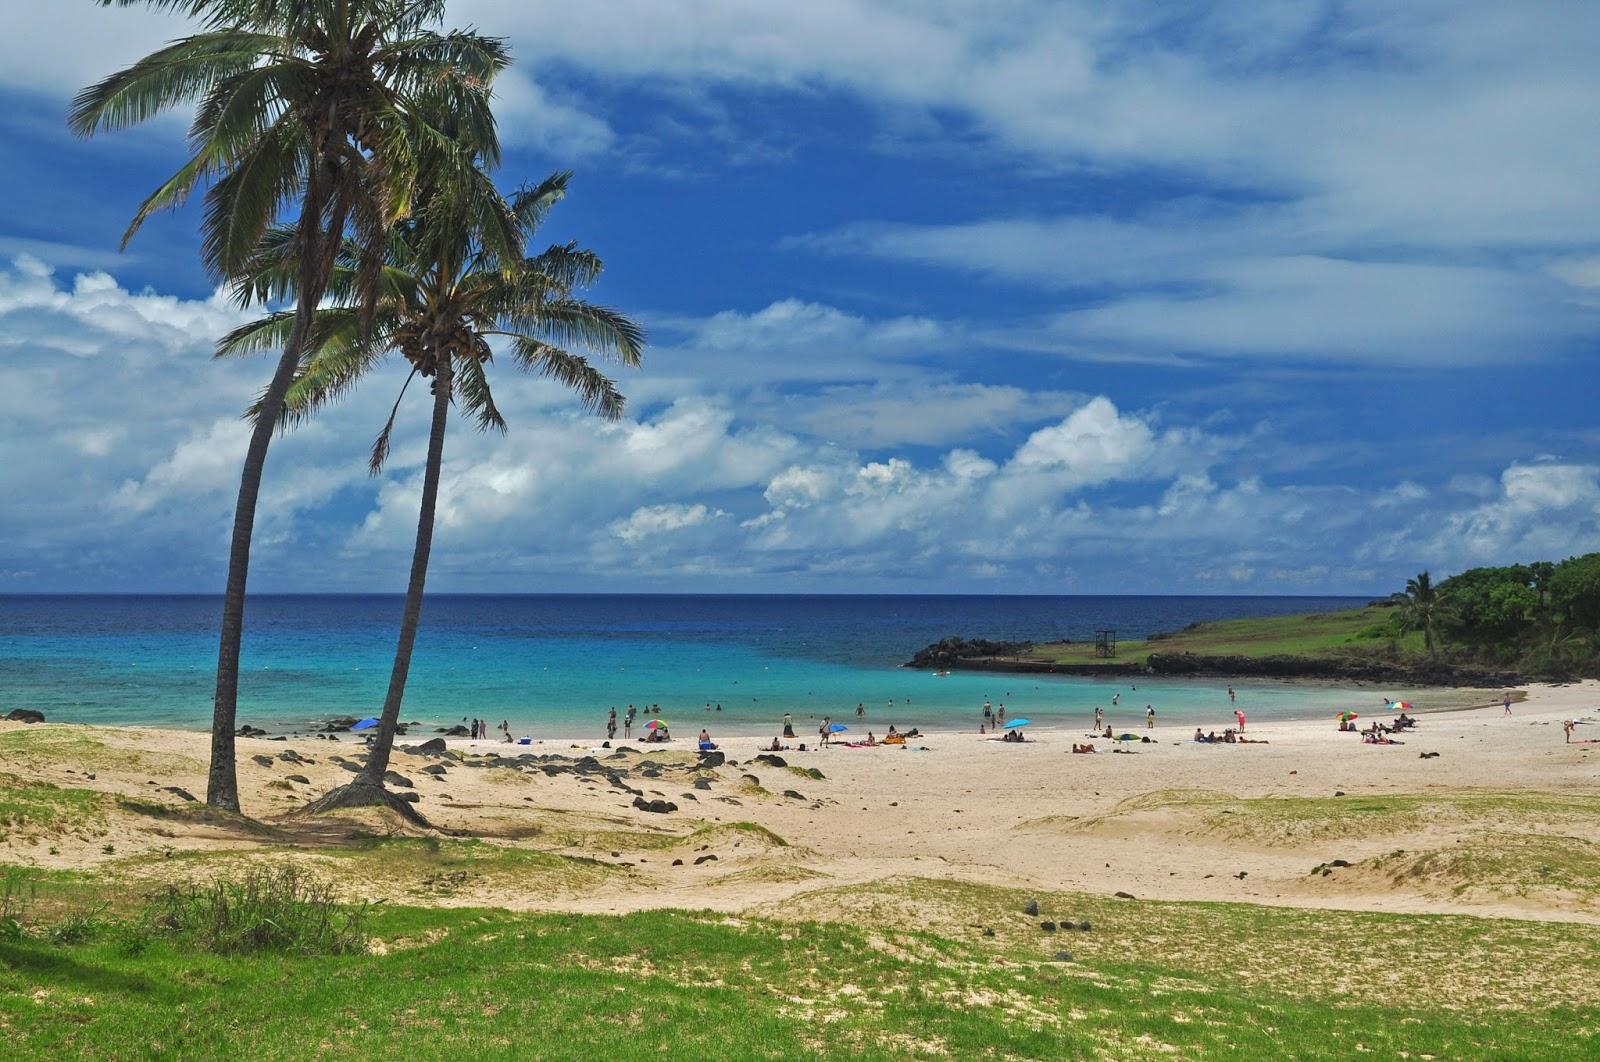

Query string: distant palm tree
72 0 507 813
1403 571 1439 659
221 170 643 813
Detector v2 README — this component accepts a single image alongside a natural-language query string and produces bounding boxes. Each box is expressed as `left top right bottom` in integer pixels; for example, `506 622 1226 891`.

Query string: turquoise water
0 594 1387 737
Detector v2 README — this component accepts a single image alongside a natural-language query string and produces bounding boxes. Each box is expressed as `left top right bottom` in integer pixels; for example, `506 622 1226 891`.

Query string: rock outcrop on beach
4 709 45 723
907 637 1036 670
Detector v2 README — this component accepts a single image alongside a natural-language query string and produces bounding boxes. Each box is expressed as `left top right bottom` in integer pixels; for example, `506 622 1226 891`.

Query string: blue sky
1 0 1597 594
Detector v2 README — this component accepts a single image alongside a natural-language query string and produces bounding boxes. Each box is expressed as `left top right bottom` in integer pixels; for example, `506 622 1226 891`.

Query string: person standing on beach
609 706 617 732
820 717 832 747
1146 705 1155 729
1094 706 1104 732
1234 709 1246 732
1503 694 1513 716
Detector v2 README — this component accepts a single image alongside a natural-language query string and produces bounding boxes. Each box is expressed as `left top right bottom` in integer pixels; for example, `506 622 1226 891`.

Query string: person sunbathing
1072 743 1096 753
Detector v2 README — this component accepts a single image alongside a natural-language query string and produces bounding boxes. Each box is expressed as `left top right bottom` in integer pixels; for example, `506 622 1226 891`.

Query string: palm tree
221 170 643 814
1403 571 1439 660
72 0 508 812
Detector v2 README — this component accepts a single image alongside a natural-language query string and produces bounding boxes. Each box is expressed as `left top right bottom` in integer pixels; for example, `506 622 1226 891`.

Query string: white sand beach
4 681 1597 925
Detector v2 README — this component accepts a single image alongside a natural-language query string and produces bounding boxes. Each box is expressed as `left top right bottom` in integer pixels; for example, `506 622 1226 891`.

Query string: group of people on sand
468 718 510 742
1193 727 1266 745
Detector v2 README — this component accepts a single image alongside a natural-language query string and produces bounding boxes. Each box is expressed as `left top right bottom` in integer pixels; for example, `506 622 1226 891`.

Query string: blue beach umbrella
829 723 849 733
351 717 380 731
1003 718 1031 729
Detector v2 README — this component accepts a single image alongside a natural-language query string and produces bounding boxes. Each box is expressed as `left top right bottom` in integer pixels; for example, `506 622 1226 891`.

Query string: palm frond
454 346 507 433
510 337 626 420
370 366 420 475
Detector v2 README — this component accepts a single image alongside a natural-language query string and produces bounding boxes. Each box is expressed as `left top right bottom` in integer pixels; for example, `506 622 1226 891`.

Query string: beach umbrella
645 719 667 730
351 717 379 731
1390 700 1411 711
829 723 849 733
1337 711 1358 722
1003 718 1031 728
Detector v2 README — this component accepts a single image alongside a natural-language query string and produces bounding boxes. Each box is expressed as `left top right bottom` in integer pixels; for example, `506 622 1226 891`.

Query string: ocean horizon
0 592 1403 737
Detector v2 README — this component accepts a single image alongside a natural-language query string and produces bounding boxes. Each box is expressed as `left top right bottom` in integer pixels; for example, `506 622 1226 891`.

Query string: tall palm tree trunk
207 185 339 812
359 356 452 786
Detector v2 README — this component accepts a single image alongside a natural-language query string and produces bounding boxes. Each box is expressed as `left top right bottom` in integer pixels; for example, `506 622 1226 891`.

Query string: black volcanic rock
907 636 1035 669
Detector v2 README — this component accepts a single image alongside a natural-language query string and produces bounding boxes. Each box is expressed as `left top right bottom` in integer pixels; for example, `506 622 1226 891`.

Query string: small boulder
4 709 44 724
672 859 684 866
398 792 421 804
697 750 726 768
383 771 413 788
286 774 310 784
693 854 718 865
278 750 306 764
412 737 449 755
1078 920 1091 932
1039 921 1057 932
782 789 806 800
443 725 469 737
754 753 787 768
691 777 713 791
632 797 677 814
161 786 198 802
1023 899 1039 916
1052 951 1074 962
250 755 275 768
421 764 448 776
1114 891 1135 899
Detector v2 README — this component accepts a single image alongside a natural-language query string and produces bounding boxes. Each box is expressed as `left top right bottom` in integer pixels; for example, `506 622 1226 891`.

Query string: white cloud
610 502 726 543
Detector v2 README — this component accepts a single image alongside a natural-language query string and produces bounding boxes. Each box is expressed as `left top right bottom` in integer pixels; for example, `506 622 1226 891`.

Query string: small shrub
0 867 35 939
143 865 368 956
49 907 109 946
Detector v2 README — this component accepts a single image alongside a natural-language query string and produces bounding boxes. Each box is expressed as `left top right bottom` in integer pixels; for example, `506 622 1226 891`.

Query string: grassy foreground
2 872 1596 1059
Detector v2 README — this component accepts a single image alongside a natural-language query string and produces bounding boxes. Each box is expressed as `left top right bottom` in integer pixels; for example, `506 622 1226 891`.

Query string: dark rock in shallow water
4 709 44 724
442 725 470 737
907 636 1035 669
236 725 268 737
322 717 358 733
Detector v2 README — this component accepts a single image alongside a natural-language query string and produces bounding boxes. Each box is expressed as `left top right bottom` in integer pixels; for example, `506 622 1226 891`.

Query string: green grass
0 775 110 842
1363 834 1600 902
1036 606 1421 664
1044 788 1600 845
1 883 1595 1059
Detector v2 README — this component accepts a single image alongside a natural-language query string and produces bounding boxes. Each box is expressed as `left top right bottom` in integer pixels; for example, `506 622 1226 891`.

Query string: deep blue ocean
0 594 1380 736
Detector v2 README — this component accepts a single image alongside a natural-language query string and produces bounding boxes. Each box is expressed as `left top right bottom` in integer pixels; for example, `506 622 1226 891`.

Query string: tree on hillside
1529 560 1556 614
1403 570 1439 659
1550 553 1600 631
72 0 507 813
220 170 643 815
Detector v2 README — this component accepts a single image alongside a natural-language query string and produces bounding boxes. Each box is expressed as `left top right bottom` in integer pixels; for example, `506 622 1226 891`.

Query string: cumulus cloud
610 503 727 543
